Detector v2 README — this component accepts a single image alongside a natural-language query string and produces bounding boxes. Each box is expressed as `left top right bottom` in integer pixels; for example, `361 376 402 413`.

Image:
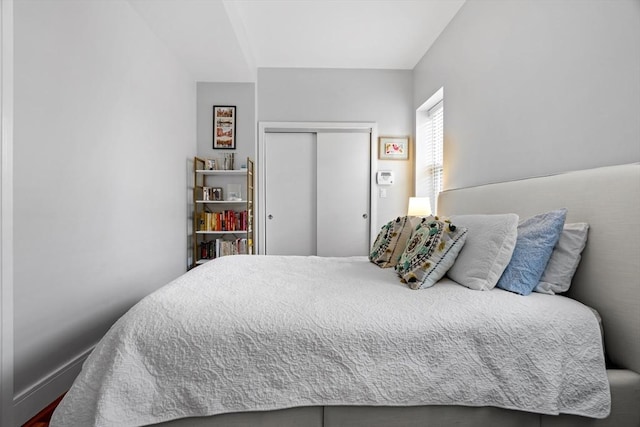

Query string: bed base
154 366 639 427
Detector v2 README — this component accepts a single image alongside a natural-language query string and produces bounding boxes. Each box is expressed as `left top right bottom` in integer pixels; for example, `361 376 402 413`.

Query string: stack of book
200 238 249 260
198 210 248 232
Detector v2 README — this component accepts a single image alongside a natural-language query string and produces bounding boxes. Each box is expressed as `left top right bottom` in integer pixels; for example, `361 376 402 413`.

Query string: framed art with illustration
213 106 236 149
379 136 409 160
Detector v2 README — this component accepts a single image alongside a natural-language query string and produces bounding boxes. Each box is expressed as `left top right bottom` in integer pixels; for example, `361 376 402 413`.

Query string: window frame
415 88 444 214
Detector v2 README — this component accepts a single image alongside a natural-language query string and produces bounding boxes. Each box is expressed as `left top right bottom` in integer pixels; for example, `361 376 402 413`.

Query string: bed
51 163 640 427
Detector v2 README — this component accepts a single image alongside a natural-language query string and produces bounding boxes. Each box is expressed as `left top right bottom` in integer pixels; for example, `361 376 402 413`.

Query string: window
415 88 444 214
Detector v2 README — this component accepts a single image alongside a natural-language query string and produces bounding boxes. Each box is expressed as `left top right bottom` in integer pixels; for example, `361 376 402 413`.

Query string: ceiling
127 0 466 82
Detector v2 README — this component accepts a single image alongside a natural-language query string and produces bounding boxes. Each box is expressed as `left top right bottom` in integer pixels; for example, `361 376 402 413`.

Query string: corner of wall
1 1 15 426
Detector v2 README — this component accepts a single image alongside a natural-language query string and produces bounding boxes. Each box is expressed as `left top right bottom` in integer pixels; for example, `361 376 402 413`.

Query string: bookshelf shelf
195 169 247 176
195 200 248 204
196 230 248 235
191 156 254 269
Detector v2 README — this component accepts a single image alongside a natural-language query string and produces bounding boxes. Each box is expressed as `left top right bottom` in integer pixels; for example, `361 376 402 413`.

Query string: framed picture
213 106 236 149
202 187 211 201
211 187 223 201
379 136 410 160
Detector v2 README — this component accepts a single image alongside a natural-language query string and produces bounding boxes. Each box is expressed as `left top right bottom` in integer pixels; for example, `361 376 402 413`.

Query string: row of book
199 238 251 260
198 210 249 232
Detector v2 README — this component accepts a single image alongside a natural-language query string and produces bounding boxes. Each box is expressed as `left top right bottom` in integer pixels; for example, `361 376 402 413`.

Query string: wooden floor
22 394 64 427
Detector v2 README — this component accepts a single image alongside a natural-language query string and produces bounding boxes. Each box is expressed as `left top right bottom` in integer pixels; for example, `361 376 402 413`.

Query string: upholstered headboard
438 163 640 375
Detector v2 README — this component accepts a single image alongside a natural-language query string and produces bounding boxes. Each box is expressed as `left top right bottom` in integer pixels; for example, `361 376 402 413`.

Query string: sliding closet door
264 132 317 255
316 132 371 256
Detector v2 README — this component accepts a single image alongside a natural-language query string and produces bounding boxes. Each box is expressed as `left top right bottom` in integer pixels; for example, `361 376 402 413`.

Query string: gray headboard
437 163 640 374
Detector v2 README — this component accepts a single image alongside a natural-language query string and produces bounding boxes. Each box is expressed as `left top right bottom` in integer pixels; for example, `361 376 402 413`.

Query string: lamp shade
407 197 432 217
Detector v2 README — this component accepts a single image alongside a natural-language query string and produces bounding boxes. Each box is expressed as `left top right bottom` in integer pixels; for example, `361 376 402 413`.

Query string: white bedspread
51 255 610 427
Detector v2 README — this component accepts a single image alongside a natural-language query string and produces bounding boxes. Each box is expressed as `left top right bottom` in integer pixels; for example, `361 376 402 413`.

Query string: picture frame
202 187 211 201
379 136 410 160
211 187 224 201
213 106 236 149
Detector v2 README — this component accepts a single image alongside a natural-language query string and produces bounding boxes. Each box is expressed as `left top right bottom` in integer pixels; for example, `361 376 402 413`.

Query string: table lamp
407 197 432 217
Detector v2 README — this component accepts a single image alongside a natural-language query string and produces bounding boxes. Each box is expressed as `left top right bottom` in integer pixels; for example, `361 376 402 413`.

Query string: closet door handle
268 214 274 220
362 213 368 219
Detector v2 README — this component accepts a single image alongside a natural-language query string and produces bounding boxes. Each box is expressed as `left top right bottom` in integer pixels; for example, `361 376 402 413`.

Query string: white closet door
264 132 317 255
316 132 371 256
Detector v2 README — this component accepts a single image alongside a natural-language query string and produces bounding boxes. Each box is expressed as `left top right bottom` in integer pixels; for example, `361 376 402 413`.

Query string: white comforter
51 255 610 427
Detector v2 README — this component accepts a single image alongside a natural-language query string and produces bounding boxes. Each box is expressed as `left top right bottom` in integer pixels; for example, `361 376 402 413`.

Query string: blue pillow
496 208 567 295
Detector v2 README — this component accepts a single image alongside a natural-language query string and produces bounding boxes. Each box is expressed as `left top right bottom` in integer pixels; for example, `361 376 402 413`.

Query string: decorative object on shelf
213 105 236 149
223 153 235 170
207 159 216 170
202 187 211 201
226 184 242 201
379 136 409 160
211 187 223 201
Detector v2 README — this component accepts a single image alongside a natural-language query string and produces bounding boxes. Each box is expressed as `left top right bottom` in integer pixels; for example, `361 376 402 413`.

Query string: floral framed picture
379 136 409 160
213 106 236 149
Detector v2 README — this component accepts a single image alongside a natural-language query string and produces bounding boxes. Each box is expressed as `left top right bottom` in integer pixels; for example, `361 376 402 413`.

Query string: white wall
258 68 414 231
13 0 195 423
413 0 640 191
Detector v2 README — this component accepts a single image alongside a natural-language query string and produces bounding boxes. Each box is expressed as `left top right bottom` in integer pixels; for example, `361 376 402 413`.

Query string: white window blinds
416 97 444 213
427 100 444 205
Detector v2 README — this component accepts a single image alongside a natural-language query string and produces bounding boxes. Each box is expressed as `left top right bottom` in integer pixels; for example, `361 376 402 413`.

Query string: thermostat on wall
376 170 394 186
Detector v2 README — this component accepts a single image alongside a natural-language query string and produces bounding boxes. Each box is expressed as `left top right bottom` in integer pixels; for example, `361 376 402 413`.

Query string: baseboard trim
14 346 93 426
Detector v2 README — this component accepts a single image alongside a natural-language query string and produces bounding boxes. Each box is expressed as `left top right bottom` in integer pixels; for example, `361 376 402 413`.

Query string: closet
259 124 374 256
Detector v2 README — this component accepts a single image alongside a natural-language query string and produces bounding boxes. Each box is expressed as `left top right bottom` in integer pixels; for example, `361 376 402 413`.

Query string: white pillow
446 213 519 290
534 222 589 294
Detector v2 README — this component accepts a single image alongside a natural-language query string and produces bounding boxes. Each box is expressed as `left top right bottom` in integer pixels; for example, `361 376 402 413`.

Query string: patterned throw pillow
370 216 417 268
396 217 468 290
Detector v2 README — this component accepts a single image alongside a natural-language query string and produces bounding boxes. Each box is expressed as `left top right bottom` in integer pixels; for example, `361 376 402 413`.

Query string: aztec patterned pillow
370 216 419 268
396 217 468 290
